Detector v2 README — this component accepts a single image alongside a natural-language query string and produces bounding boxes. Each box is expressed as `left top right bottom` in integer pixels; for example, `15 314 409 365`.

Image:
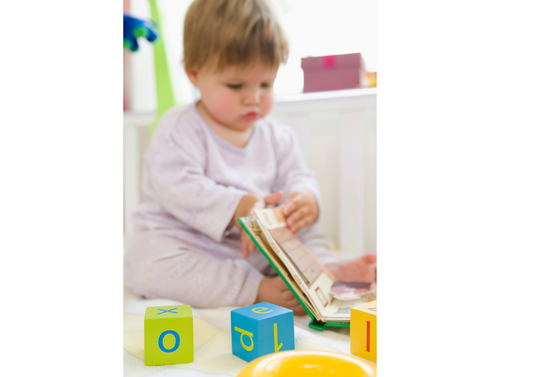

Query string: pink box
301 53 367 93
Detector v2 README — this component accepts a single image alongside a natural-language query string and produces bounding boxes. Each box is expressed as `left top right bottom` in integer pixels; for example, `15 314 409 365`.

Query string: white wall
270 88 377 256
125 0 376 110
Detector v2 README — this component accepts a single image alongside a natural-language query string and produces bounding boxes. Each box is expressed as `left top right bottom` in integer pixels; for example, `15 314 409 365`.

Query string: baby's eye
261 83 273 88
226 83 242 90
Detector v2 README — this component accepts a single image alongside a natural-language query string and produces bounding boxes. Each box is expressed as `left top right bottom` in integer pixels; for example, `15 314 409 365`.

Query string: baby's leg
297 224 376 282
123 230 264 308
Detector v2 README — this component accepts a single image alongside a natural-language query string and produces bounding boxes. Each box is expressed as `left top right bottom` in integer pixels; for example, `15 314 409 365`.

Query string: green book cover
238 216 349 331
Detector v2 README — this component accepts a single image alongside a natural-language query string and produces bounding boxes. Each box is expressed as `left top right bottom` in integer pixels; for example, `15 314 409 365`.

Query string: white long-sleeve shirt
125 103 337 307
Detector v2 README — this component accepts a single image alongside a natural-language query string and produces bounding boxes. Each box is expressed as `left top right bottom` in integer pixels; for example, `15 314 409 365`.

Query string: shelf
123 88 377 128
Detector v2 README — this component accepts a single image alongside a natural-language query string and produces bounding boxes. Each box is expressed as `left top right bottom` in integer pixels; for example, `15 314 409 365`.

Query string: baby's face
190 61 277 133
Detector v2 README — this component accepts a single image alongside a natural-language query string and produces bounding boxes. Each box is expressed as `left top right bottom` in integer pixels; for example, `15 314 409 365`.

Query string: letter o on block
144 305 194 366
158 330 180 353
231 302 294 362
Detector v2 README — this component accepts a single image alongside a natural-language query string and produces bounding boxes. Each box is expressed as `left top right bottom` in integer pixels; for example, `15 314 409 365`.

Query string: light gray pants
123 224 337 308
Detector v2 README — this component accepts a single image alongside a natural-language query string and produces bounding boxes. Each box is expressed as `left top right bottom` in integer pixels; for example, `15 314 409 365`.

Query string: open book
238 207 376 331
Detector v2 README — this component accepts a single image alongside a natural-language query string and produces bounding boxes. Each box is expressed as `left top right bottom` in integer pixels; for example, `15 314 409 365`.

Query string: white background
1 0 533 376
126 0 376 110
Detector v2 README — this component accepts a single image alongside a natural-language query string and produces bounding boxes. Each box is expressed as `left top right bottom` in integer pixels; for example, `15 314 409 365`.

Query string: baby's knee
124 248 192 302
123 250 153 296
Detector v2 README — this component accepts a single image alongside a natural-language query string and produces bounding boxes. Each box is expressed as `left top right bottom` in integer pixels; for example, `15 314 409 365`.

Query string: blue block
231 302 295 362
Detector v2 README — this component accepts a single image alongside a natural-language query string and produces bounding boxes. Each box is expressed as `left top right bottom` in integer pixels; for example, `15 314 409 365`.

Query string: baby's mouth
242 112 259 120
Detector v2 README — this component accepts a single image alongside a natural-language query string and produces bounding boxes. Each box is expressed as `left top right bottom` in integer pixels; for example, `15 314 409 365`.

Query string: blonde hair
183 0 289 72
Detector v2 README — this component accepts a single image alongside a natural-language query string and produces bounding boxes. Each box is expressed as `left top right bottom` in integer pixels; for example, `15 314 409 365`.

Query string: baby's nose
244 89 261 105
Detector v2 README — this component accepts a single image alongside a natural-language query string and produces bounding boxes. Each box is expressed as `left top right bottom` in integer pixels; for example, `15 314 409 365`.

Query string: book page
254 207 336 286
253 208 342 322
321 286 377 321
251 211 323 316
239 216 320 319
245 209 378 324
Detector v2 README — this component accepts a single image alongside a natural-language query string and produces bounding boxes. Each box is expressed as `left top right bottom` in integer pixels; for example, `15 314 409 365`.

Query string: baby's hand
281 188 318 233
327 253 377 283
232 191 283 258
255 276 306 315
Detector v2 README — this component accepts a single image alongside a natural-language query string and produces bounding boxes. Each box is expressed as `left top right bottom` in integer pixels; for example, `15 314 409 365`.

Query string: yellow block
350 300 377 362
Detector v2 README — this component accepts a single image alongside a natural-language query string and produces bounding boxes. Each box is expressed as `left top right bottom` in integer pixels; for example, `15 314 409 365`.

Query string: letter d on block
231 302 294 362
234 327 254 351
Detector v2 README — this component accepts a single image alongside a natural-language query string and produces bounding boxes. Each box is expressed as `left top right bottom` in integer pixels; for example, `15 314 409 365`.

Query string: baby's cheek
261 95 274 115
212 96 238 120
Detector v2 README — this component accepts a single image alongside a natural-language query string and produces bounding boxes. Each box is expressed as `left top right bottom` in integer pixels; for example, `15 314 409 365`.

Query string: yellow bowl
237 350 377 377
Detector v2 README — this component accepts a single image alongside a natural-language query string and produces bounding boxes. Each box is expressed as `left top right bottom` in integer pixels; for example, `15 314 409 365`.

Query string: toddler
123 0 376 315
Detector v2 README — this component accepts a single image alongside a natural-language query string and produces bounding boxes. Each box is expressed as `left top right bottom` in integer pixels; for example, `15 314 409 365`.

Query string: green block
144 305 194 366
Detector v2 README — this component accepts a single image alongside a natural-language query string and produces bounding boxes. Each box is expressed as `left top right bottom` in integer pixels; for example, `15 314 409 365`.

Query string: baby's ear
185 67 199 86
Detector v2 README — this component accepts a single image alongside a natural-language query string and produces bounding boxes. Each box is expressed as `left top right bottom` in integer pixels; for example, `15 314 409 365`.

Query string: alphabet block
144 305 194 366
231 302 295 362
350 300 377 362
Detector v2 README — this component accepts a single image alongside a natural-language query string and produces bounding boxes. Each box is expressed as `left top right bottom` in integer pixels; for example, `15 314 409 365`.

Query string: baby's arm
146 119 247 242
270 122 322 232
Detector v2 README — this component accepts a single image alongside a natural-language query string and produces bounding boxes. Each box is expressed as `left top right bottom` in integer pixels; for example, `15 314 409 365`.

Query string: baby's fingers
286 205 307 225
282 193 303 217
264 191 283 206
246 237 257 253
241 242 249 259
288 300 306 315
281 202 295 219
281 289 296 300
289 214 314 233
241 232 256 258
281 291 306 314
